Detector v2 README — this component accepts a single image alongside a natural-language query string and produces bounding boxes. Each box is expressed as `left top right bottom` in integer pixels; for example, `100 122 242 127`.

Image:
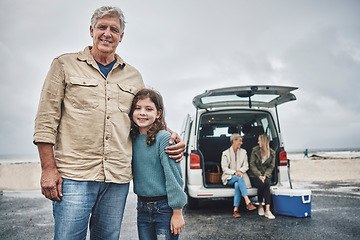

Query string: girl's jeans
137 199 179 240
227 175 248 207
52 178 129 240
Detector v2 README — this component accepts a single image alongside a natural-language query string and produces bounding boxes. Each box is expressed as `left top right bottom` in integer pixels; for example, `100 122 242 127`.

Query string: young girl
130 88 187 239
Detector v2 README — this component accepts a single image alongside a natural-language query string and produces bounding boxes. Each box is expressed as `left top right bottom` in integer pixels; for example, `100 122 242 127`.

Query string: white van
180 85 297 208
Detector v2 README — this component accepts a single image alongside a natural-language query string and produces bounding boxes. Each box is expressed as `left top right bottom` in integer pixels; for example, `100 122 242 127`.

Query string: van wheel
187 196 199 209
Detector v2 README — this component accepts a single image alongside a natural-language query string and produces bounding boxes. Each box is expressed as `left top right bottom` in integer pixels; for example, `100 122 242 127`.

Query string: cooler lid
271 188 312 196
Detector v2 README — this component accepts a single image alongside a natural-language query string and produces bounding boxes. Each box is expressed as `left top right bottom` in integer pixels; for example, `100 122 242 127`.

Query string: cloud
1 0 360 154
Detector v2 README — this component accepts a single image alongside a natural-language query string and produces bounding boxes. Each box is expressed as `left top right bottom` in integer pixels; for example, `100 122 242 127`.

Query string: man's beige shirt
33 47 145 183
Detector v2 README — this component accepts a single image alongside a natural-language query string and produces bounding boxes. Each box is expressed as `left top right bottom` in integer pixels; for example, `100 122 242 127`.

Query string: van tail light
190 153 201 169
279 150 288 166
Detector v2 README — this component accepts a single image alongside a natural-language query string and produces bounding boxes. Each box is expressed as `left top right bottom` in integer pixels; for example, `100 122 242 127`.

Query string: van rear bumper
187 185 259 199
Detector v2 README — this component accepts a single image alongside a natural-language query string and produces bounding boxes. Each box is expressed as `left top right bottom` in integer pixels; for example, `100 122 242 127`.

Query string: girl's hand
170 209 184 235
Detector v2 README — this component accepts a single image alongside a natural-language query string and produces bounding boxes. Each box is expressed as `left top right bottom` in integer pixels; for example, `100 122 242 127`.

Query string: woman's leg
266 204 271 212
236 176 249 198
261 178 275 218
227 175 241 207
233 182 241 207
262 179 271 206
235 176 253 206
250 177 265 204
236 177 255 211
250 177 266 216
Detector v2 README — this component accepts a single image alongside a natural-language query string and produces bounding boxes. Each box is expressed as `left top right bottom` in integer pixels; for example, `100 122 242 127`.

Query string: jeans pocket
156 203 173 215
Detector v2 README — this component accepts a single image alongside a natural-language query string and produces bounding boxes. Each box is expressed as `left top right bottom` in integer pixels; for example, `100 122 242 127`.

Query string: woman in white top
221 134 256 218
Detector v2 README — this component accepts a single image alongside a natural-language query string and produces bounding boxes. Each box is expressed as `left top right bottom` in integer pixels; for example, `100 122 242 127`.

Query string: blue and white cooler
271 188 312 217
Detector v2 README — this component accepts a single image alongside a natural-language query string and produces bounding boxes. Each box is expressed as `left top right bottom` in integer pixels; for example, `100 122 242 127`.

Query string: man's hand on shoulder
166 130 185 162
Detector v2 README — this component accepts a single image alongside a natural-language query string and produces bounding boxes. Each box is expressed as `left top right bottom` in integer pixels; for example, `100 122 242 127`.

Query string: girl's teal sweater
132 130 187 209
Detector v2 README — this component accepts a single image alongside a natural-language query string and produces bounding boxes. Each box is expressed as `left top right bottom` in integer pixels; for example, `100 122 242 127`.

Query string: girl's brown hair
129 88 167 145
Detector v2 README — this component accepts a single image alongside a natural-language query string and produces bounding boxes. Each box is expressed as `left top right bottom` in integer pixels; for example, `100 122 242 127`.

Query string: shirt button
104 157 107 160
107 97 110 101
107 116 110 119
83 81 86 84
105 136 109 140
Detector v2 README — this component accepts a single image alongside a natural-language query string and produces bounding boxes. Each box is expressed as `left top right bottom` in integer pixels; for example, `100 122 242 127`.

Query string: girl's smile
132 97 161 135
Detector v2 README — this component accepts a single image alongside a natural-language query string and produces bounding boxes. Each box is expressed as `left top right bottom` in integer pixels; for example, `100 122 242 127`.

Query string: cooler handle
302 195 311 204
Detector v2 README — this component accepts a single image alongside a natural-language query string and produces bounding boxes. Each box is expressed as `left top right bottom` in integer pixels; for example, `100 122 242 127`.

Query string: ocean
287 148 360 160
0 154 39 164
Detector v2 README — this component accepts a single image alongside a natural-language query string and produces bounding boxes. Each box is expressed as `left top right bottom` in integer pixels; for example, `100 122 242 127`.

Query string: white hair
230 134 242 144
91 6 126 33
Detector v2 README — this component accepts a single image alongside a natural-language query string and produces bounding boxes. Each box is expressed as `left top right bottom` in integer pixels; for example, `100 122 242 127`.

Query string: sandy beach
1 156 360 190
289 158 360 182
0 162 41 191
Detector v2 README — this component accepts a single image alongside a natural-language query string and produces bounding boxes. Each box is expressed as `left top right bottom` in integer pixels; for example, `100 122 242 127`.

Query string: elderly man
33 6 184 240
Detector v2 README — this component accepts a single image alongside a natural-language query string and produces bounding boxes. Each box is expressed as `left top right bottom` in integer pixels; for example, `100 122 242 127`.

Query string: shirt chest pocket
117 84 136 113
69 77 99 110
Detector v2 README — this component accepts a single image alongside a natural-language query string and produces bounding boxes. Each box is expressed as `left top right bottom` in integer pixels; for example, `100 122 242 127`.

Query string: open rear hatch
193 85 298 109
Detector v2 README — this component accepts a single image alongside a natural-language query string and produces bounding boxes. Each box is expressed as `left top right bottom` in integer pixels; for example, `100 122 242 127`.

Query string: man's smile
100 39 112 44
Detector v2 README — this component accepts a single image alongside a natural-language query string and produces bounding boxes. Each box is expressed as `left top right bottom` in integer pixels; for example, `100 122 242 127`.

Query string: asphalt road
1 181 359 240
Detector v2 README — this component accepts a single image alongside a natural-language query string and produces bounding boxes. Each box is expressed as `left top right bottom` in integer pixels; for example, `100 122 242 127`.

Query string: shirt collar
77 46 126 70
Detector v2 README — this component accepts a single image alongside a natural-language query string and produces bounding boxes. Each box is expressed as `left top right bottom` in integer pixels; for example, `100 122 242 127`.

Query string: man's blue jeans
137 199 179 240
52 178 129 240
227 175 248 207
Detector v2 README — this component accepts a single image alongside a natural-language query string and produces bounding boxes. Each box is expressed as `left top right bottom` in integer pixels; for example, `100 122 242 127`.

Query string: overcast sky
1 0 359 155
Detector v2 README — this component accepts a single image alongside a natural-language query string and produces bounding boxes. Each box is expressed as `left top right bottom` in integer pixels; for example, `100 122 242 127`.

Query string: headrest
250 126 264 136
200 126 213 137
241 124 251 134
228 126 238 134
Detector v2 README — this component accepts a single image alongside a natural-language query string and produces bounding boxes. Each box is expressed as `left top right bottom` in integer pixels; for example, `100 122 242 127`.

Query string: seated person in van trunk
221 134 256 218
248 133 276 219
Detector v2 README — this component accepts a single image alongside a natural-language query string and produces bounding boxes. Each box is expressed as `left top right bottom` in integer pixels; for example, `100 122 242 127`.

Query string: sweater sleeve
158 131 187 209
